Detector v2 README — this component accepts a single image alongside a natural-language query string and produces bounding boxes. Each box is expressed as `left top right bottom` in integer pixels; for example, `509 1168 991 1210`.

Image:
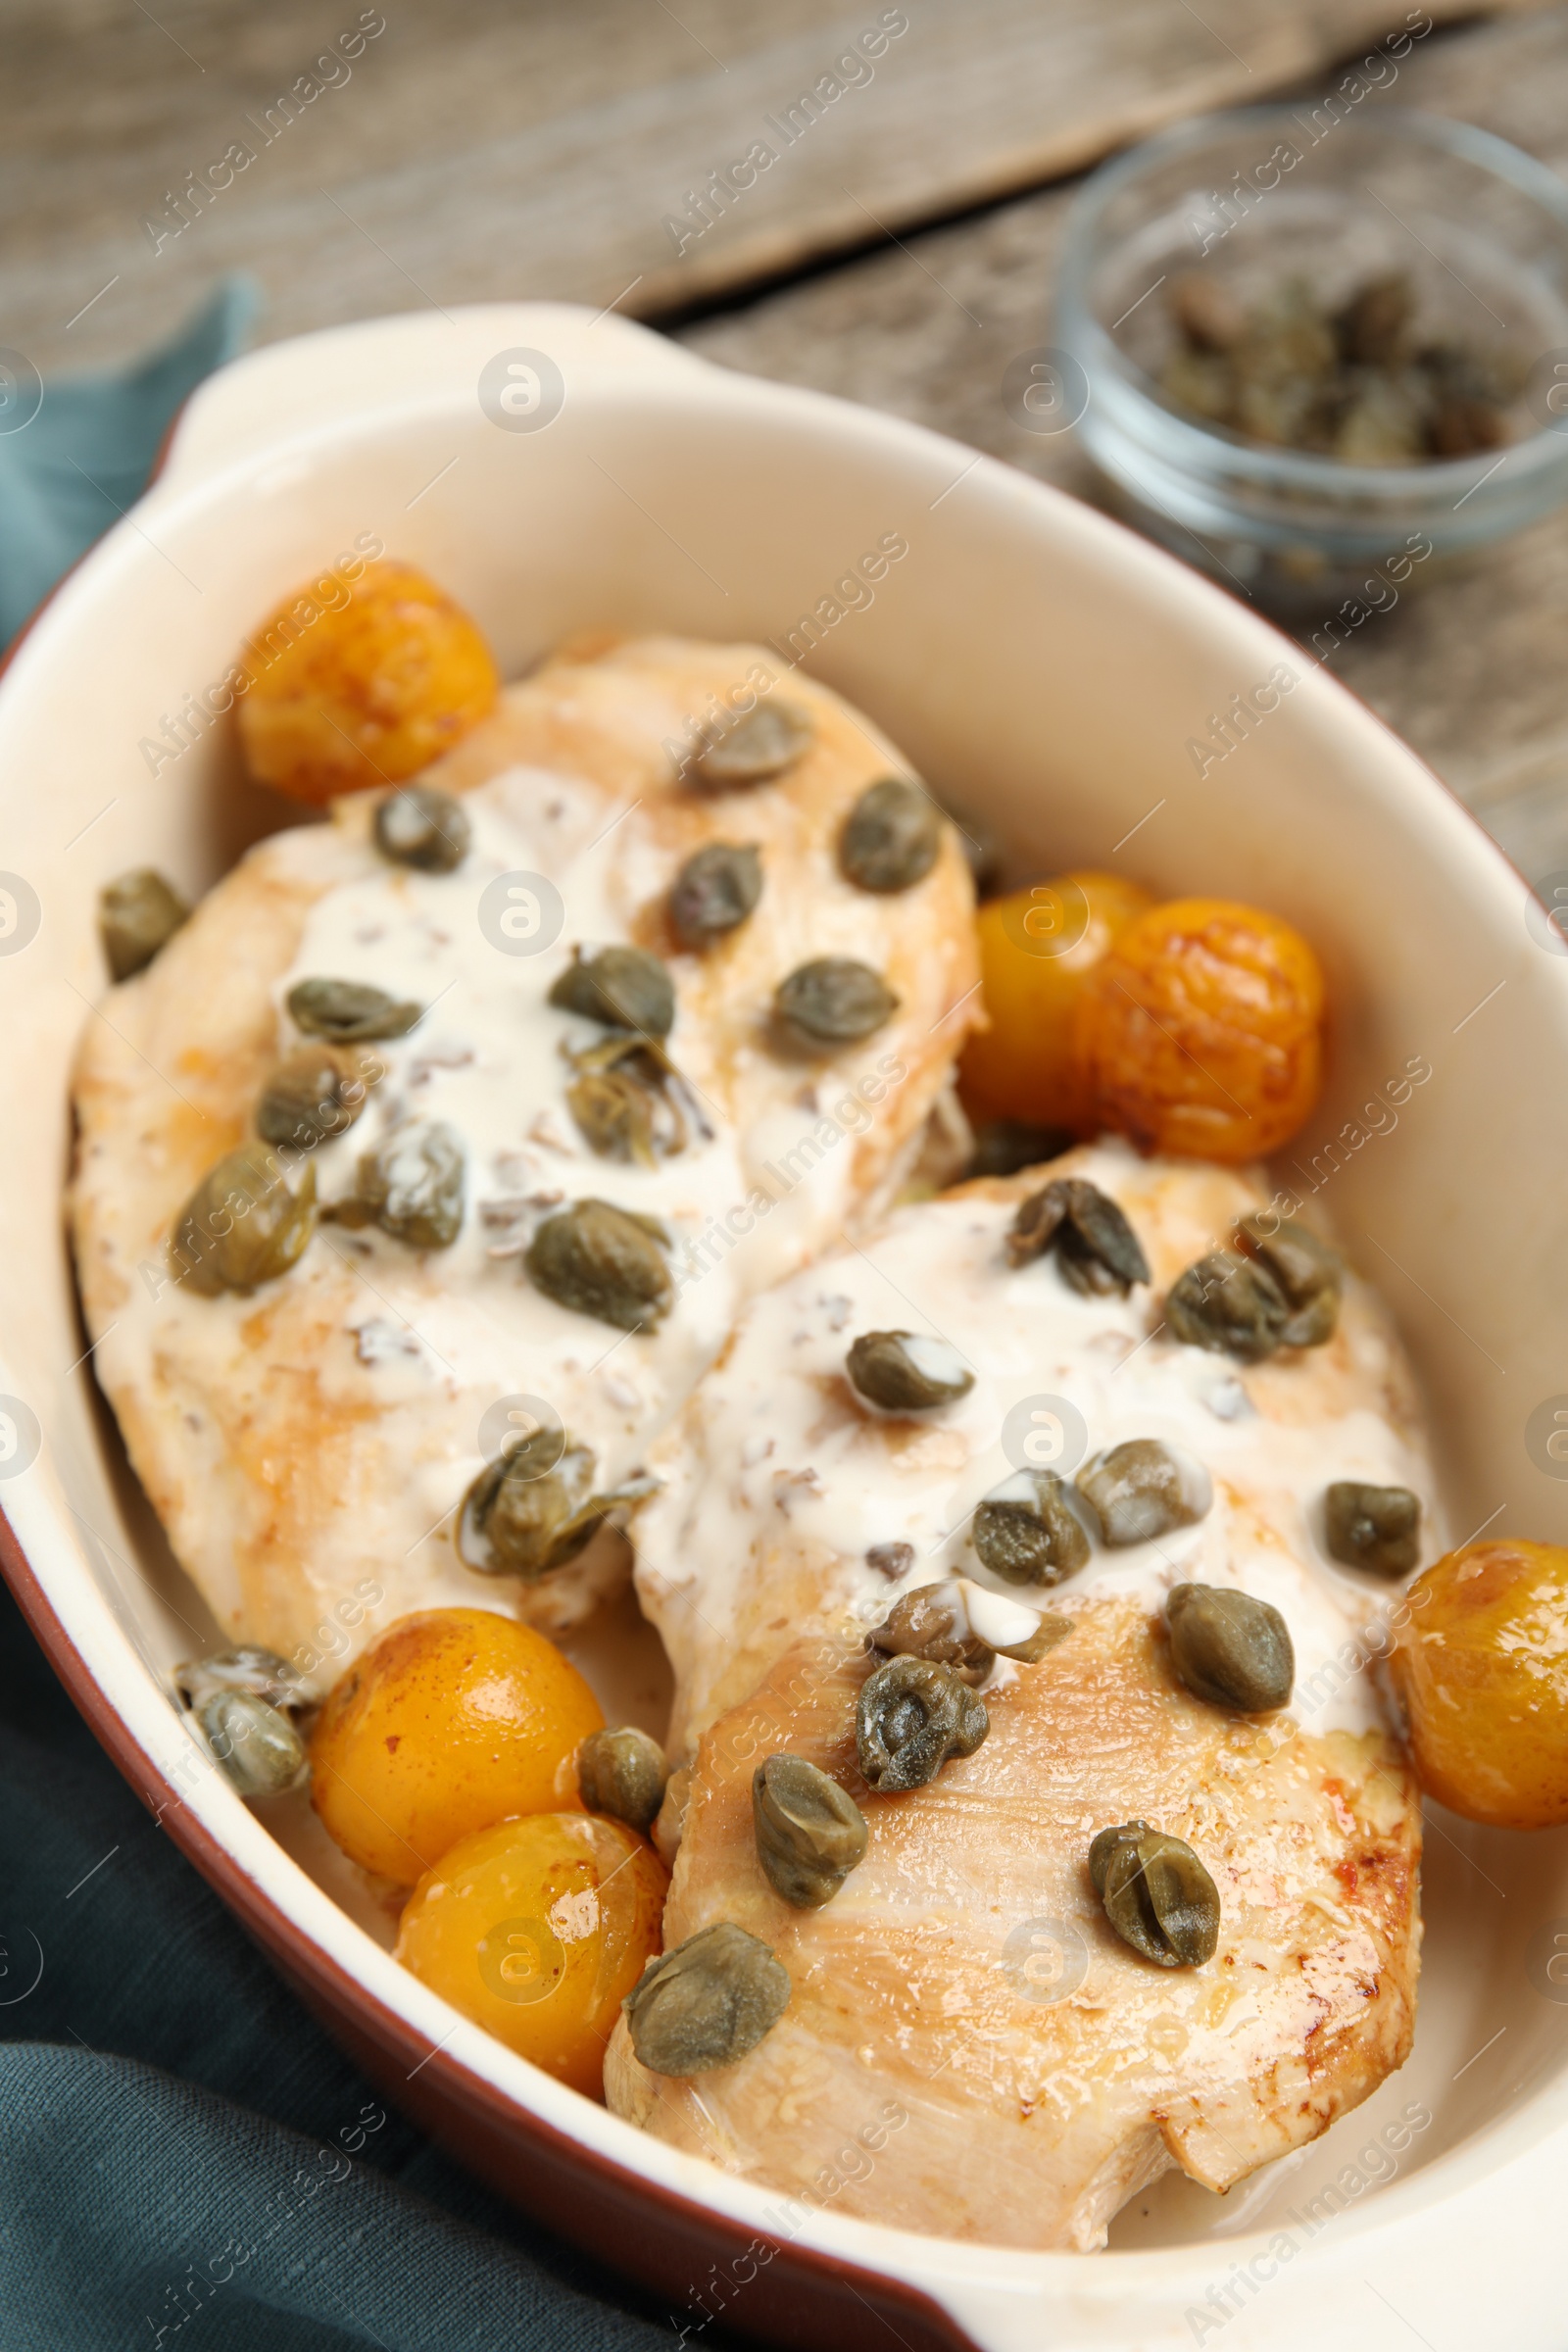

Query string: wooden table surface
6 0 1567 878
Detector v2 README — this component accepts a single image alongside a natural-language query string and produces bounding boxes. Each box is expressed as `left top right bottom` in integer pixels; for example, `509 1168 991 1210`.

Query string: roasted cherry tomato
1075 897 1324 1161
395 1811 667 2095
1393 1540 1568 1829
958 870 1154 1133
311 1608 603 1882
238 560 499 805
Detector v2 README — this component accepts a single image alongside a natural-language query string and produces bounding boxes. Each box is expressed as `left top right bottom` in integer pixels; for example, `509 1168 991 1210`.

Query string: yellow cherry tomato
311 1608 604 1883
958 871 1155 1134
238 559 499 805
1393 1541 1568 1829
396 1811 667 2095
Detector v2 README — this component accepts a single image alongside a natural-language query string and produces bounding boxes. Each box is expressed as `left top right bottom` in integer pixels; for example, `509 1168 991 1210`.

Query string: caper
690 699 811 789
173 1644 317 1718
372 783 471 873
578 1726 668 1833
1089 1820 1220 1968
1234 1214 1343 1348
839 778 942 894
752 1754 867 1908
847 1330 973 1412
287 977 422 1043
1078 1440 1212 1547
1165 1249 1288 1362
172 1142 318 1296
564 1035 698 1165
255 1046 375 1151
193 1688 309 1798
1323 1482 1420 1577
1007 1177 1150 1297
99 867 189 982
338 1120 465 1250
967 1120 1074 1180
670 842 762 947
524 1198 673 1330
1166 1582 1294 1711
856 1654 988 1792
774 957 898 1049
866 1583 995 1686
549 944 675 1039
971 1469 1089 1587
459 1426 654 1579
865 1541 915 1581
623 1921 791 2076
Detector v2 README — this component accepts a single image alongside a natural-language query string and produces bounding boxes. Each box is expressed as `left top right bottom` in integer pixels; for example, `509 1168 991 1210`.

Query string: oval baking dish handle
157 300 707 494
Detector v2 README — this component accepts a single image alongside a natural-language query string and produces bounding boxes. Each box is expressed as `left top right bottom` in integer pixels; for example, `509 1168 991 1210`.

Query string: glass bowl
1055 105 1568 606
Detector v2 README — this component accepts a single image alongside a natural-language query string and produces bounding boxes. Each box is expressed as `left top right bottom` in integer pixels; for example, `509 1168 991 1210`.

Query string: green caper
337 1120 465 1250
856 1654 988 1792
839 778 942 894
549 944 675 1039
1165 1249 1288 1362
774 957 898 1049
173 1644 316 1718
525 1198 673 1330
1166 1582 1294 1711
670 842 762 947
578 1726 668 1833
690 699 811 789
847 1330 974 1412
623 1922 791 2076
971 1470 1089 1587
172 1142 318 1296
1234 1214 1343 1348
287 977 423 1044
372 784 471 873
1323 1482 1420 1577
99 867 189 982
1078 1440 1212 1547
564 1035 698 1165
752 1754 867 1908
1090 1820 1220 1968
194 1688 309 1798
866 1583 994 1686
255 1046 376 1151
458 1426 653 1579
1007 1177 1150 1297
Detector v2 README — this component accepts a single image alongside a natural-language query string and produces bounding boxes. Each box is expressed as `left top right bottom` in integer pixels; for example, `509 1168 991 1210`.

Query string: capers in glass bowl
256 1046 376 1152
1166 1582 1294 1712
623 1921 791 2076
372 783 471 873
847 1330 973 1412
753 1754 867 1908
171 1142 318 1296
1089 1820 1220 1968
670 842 762 947
1165 1249 1288 1363
336 1119 466 1250
1007 1177 1150 1297
856 1654 988 1792
525 1198 673 1330
99 867 189 982
173 1646 316 1800
578 1725 668 1833
971 1469 1089 1587
839 778 942 894
1323 1481 1420 1577
1234 1213 1343 1348
287 977 423 1044
550 944 675 1039
774 957 898 1050
458 1425 656 1579
564 1035 701 1166
1078 1440 1212 1546
690 699 811 789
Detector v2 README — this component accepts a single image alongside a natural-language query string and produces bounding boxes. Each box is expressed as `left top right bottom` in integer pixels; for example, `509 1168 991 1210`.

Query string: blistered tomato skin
237 561 500 805
1075 897 1324 1162
310 1608 604 1882
396 1812 667 2095
957 871 1155 1133
1393 1541 1568 1829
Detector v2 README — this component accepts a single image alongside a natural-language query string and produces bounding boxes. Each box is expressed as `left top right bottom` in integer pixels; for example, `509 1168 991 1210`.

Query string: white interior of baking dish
4 304 1568 2350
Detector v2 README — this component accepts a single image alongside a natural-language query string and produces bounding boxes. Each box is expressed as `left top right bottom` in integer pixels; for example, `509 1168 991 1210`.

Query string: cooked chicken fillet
605 1612 1420 2251
69 636 977 1664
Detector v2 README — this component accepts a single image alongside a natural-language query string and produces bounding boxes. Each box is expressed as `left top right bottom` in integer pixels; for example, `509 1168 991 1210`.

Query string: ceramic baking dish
4 300 1568 2352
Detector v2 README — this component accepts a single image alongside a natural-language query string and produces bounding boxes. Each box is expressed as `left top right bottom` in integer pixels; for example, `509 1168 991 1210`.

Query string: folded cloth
0 1575 698 2350
0 277 257 647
